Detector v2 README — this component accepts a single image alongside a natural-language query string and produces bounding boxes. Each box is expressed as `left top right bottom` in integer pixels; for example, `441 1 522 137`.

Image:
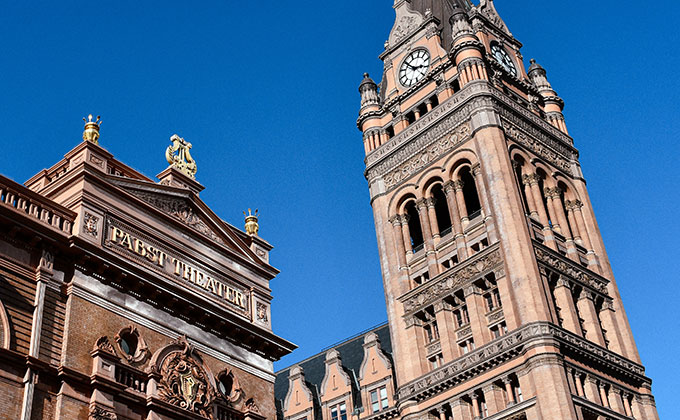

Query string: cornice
364 82 577 190
396 322 649 403
533 242 610 296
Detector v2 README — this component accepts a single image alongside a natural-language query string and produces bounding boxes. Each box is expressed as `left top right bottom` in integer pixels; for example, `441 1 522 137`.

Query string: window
330 402 347 420
483 284 502 312
459 338 475 354
428 353 443 370
490 322 508 339
406 202 424 251
421 307 439 343
454 305 470 328
370 386 389 413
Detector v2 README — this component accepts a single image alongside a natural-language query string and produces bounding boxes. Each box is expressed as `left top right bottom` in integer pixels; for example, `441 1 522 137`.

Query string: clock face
399 50 431 87
491 44 517 77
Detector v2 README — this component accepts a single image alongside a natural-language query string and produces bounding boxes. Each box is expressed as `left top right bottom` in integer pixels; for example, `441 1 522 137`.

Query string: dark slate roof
410 0 472 50
274 323 393 420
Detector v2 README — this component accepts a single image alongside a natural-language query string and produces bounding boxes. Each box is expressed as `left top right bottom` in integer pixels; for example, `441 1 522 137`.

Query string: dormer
320 349 354 420
283 365 316 420
358 332 395 418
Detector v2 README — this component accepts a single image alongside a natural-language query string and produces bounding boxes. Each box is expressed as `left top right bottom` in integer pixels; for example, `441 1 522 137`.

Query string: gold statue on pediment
165 135 197 179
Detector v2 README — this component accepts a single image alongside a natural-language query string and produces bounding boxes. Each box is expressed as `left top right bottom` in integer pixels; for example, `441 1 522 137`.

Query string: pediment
107 177 258 264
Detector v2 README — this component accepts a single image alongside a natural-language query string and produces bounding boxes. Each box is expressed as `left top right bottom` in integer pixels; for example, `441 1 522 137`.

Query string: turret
358 73 385 156
449 4 488 87
358 73 380 111
528 59 568 134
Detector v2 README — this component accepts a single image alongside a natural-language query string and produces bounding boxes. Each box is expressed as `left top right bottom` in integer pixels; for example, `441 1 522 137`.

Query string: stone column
400 214 413 257
544 187 562 233
390 215 407 269
443 181 468 261
434 301 456 362
552 277 583 336
503 377 516 407
598 300 624 354
547 187 579 261
599 384 610 409
567 199 600 271
573 372 585 398
404 317 428 378
483 383 505 414
583 375 602 405
622 393 633 417
464 285 491 345
469 392 481 420
437 406 447 420
521 174 539 219
565 205 583 244
417 198 440 277
453 179 469 225
22 249 54 420
576 291 606 347
608 388 625 415
473 165 498 243
528 176 557 250
631 396 646 420
427 198 441 240
450 398 472 420
425 99 433 112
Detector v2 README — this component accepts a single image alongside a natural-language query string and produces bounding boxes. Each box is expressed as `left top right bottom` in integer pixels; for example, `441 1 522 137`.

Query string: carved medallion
159 345 214 418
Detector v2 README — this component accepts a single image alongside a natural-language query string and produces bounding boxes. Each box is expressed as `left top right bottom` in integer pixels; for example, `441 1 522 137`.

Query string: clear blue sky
1 1 678 417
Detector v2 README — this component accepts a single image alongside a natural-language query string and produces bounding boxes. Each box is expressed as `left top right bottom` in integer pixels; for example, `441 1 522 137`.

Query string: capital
565 199 583 211
522 173 539 186
453 179 465 190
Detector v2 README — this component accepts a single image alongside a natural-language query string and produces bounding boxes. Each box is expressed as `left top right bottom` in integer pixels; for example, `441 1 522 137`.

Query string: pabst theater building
0 116 295 419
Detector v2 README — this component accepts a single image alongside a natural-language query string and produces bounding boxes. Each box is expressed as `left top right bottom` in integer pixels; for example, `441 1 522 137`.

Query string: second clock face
491 44 517 77
399 49 431 87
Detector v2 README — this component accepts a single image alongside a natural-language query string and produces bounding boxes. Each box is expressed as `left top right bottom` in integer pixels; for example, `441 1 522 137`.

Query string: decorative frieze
128 190 225 245
503 121 572 172
534 244 609 294
397 322 647 402
401 245 503 314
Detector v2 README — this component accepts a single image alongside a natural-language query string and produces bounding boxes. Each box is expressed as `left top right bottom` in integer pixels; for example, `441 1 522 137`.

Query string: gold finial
82 114 102 144
244 208 259 237
165 134 197 179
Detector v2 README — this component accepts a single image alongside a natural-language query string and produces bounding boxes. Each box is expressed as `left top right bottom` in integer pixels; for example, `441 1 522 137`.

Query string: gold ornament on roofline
244 209 259 237
83 114 102 144
165 134 197 179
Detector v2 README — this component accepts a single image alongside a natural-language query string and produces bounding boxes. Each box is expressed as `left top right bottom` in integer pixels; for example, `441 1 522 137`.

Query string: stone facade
278 1 659 420
0 132 295 419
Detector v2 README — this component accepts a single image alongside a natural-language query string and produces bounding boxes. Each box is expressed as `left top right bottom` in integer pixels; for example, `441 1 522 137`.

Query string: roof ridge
274 321 388 374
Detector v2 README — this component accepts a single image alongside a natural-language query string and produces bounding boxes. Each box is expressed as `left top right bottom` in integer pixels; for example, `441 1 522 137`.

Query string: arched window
405 201 424 251
513 157 530 214
431 184 452 236
459 167 481 218
536 170 552 226
557 181 574 235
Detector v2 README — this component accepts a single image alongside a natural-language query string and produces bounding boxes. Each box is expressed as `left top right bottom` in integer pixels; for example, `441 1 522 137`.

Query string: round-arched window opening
119 333 138 357
218 374 234 397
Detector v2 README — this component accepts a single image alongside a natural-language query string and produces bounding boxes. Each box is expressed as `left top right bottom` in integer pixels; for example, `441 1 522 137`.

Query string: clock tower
357 1 660 419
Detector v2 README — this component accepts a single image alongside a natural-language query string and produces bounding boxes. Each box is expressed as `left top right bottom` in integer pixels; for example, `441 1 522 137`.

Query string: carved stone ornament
403 246 503 314
383 122 471 190
84 212 99 237
256 302 269 324
89 405 117 420
245 398 261 414
503 122 572 172
93 336 117 356
115 325 151 365
129 191 225 245
534 246 608 294
476 0 512 36
158 339 215 418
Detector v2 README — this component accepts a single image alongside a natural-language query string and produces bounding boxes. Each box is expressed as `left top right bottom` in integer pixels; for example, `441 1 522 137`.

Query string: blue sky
1 1 678 417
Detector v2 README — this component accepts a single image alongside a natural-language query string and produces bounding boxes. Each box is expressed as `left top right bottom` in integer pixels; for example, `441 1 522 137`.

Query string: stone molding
397 322 647 402
534 243 609 295
128 190 226 245
503 119 572 172
400 244 503 315
364 82 577 191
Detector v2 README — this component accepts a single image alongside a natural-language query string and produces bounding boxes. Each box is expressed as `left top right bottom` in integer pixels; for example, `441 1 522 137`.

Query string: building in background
276 1 659 420
0 116 295 419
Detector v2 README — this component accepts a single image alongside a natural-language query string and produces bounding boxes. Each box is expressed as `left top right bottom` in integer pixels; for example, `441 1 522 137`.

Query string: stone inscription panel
104 216 250 319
